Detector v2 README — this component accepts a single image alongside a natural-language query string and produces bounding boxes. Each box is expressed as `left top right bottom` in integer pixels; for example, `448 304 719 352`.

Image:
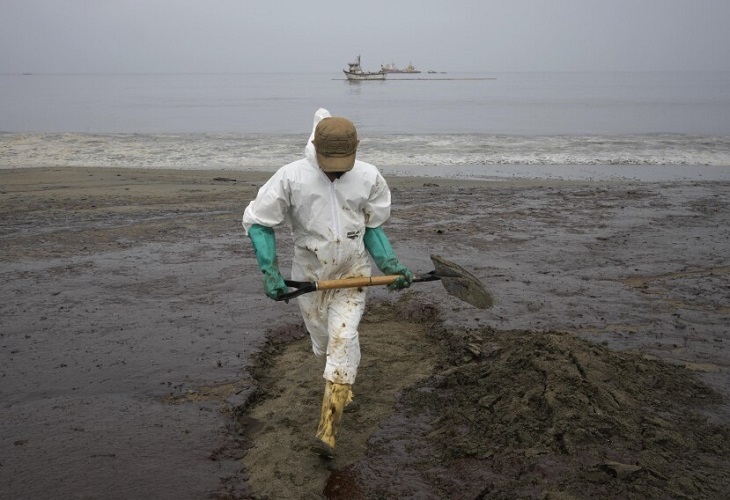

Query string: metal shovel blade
430 254 494 309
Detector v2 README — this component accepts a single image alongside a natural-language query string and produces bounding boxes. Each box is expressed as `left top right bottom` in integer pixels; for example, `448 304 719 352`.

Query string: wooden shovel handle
316 275 400 290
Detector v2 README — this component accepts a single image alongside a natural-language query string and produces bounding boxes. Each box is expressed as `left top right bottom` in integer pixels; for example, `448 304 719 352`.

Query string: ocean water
1 72 729 180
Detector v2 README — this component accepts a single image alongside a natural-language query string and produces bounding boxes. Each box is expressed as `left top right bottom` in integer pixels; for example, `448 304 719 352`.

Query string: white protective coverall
242 108 391 385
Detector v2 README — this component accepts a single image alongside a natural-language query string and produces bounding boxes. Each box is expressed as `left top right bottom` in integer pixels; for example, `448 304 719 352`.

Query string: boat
343 55 386 81
380 62 421 74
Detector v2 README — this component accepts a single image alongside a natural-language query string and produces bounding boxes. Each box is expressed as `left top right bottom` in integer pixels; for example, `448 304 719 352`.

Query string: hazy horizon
3 0 729 75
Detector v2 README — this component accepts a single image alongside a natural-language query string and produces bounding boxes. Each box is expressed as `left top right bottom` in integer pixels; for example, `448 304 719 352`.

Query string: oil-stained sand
239 303 729 499
2 167 728 499
236 297 441 499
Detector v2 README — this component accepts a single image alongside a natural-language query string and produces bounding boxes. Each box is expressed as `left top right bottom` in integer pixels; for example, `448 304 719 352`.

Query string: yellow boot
311 380 350 458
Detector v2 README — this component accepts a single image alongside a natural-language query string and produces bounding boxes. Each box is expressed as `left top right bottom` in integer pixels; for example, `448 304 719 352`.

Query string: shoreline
2 164 730 186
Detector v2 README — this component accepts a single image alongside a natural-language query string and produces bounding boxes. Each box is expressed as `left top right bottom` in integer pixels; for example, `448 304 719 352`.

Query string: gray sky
2 0 729 74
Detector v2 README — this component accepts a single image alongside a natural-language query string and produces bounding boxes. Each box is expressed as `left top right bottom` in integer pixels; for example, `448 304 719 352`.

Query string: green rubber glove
248 224 288 300
363 226 414 290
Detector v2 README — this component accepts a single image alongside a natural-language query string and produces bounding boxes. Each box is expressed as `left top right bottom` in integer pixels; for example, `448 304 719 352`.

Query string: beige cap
312 117 359 172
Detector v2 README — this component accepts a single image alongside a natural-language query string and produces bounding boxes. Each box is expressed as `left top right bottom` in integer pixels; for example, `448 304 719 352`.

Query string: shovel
276 254 493 309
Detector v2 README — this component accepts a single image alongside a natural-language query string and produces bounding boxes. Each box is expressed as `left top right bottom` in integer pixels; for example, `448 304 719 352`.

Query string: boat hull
343 70 386 81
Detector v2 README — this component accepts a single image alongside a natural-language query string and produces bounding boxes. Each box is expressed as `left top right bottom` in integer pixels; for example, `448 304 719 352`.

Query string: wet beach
1 167 728 498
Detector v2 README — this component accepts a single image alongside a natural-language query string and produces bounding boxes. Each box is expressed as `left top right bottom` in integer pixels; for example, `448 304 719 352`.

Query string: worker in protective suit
242 108 413 458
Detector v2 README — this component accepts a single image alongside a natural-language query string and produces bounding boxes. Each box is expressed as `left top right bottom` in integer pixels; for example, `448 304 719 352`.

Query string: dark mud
232 298 441 499
238 303 729 499
1 168 728 499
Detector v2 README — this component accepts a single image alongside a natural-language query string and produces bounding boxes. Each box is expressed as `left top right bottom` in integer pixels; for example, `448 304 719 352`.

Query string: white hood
304 107 331 166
